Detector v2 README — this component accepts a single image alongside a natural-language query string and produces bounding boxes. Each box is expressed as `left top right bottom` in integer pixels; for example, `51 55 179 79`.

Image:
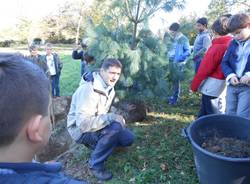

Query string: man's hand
240 75 250 85
107 113 126 127
189 89 194 94
230 76 240 86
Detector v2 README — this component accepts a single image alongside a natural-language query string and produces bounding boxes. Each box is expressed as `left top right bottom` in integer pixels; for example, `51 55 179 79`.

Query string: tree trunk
75 4 85 44
75 14 83 44
130 0 141 50
131 22 138 50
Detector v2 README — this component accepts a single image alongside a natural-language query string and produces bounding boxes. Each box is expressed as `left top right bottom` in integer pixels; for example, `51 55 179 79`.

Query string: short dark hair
45 43 53 48
0 53 50 146
197 17 208 27
227 13 250 33
169 23 180 32
221 13 232 18
84 53 95 64
29 44 38 52
101 58 122 71
211 17 229 36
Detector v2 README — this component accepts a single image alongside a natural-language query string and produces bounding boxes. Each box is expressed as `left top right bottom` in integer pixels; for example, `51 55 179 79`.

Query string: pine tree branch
125 0 135 22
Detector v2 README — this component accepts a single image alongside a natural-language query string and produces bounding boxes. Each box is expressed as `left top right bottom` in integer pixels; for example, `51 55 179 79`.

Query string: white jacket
67 72 115 141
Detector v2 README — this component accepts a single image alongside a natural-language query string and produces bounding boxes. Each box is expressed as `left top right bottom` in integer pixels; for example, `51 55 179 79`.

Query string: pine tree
84 0 186 99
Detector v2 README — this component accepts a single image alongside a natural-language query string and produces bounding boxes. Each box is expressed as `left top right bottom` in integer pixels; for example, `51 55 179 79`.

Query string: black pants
198 94 217 118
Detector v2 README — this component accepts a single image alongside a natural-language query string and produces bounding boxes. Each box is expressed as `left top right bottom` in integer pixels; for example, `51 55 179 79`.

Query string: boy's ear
26 115 43 143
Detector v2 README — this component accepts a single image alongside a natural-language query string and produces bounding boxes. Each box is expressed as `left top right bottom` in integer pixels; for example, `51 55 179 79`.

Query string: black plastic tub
186 114 250 184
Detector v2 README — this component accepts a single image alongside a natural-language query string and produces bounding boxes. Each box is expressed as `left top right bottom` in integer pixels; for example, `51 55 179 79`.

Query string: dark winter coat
0 162 86 184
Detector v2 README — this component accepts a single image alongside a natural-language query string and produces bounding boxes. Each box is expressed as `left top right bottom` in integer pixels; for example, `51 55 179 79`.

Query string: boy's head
211 16 229 36
84 52 95 64
29 45 38 56
196 17 208 32
0 54 51 153
100 58 122 87
45 43 53 55
227 13 250 42
169 22 180 37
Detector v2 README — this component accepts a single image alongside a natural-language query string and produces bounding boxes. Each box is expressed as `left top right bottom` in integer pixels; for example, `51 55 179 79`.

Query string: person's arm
55 53 63 71
190 46 221 92
202 35 211 51
71 84 124 132
193 35 211 59
40 55 50 77
175 37 191 62
72 50 84 60
75 85 109 132
221 44 236 84
181 38 191 61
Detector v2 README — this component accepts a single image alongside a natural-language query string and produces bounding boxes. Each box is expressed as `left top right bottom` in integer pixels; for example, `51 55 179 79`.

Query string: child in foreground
0 53 86 184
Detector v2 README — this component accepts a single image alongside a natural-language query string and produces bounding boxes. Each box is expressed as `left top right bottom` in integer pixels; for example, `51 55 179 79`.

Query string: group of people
26 43 63 98
166 16 212 105
0 11 249 184
167 13 250 120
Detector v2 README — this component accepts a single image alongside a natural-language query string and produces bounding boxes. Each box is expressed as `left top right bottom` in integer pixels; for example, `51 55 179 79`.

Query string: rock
52 96 72 122
111 100 147 123
37 120 73 162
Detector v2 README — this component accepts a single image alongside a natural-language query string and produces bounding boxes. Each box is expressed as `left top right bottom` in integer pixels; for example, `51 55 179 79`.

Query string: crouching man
67 58 135 181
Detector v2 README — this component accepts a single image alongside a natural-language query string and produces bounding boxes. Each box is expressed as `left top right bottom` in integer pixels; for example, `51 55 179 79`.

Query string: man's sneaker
90 169 113 181
169 100 177 105
168 96 177 105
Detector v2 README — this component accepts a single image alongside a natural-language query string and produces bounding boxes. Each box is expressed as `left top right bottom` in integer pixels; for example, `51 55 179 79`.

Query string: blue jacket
168 33 191 62
72 50 87 76
221 39 250 77
0 162 86 184
193 30 211 62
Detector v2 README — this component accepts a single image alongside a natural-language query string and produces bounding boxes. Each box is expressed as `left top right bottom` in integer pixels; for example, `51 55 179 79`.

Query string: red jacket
191 36 232 92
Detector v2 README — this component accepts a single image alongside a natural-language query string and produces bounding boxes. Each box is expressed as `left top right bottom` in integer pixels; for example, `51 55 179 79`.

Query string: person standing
44 43 63 97
167 22 191 105
190 16 232 117
193 17 212 73
72 41 89 77
221 13 250 119
26 44 49 76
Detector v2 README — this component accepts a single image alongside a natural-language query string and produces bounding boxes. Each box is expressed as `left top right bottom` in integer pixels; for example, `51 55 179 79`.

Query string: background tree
15 18 33 45
178 13 197 45
228 0 250 10
205 0 231 23
206 0 250 23
121 0 185 49
83 0 189 99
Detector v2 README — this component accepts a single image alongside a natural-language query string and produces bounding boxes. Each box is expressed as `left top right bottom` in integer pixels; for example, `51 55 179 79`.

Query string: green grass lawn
59 53 81 96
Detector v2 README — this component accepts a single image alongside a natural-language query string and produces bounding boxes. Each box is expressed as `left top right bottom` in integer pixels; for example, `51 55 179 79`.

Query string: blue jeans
171 78 180 102
226 85 250 119
76 122 135 171
194 58 202 74
51 74 60 97
169 62 184 102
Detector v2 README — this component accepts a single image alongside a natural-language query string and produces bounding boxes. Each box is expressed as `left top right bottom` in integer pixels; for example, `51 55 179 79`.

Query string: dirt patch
202 137 250 158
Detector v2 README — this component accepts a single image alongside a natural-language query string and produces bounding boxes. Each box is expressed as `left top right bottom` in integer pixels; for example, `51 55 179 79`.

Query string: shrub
0 40 15 47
